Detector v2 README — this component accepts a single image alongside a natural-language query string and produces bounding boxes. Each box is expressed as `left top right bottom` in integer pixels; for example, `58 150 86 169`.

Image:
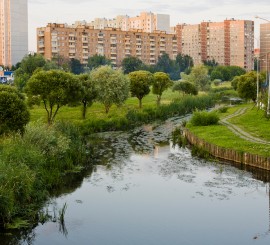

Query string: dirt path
220 107 270 145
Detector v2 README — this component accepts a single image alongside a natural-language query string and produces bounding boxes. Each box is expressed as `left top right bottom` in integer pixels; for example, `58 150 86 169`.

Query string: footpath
220 107 270 145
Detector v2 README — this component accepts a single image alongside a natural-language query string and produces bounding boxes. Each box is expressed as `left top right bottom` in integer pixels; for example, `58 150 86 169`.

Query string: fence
184 129 270 171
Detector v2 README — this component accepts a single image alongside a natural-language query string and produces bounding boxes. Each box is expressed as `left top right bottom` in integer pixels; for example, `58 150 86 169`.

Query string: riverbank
0 95 214 230
185 104 270 169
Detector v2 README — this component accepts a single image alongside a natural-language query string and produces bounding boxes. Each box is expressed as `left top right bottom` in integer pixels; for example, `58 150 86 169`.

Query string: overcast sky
28 0 270 51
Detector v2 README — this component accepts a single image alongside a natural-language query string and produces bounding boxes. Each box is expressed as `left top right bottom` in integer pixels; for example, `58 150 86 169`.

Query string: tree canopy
121 56 143 74
172 81 198 96
87 55 111 70
0 86 30 135
152 72 172 106
128 70 153 108
91 66 130 113
26 70 82 124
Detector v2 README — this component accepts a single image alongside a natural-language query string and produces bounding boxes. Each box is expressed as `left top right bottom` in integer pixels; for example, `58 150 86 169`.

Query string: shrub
190 110 219 126
218 106 228 113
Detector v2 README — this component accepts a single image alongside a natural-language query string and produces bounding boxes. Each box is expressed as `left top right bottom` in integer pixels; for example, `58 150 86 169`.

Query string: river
2 117 270 245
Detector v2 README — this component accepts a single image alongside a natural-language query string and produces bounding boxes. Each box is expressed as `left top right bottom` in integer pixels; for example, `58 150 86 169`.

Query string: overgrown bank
0 95 214 230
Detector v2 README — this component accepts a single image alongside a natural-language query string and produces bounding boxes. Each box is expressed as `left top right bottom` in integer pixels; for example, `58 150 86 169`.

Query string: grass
29 89 181 123
228 104 270 141
187 103 270 157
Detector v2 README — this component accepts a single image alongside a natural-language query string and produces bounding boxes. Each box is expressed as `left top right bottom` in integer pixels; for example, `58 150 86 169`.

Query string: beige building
87 12 170 33
0 0 28 67
259 23 270 72
37 23 178 67
175 19 254 70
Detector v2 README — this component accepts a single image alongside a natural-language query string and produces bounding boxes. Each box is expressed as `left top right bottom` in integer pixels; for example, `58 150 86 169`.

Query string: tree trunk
156 96 161 106
82 102 87 119
139 98 142 109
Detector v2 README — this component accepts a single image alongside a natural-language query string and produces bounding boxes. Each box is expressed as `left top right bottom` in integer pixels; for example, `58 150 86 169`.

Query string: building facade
37 23 178 67
175 19 254 70
0 0 28 67
87 12 170 34
259 23 270 72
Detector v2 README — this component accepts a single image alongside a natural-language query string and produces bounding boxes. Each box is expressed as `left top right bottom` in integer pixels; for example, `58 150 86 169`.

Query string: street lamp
255 16 270 115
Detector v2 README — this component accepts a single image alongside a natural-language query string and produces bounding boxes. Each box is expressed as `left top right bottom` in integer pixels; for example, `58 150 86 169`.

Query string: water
2 118 270 245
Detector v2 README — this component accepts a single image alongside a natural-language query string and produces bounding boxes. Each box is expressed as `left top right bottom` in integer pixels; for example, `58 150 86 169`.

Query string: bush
218 106 228 113
190 110 219 126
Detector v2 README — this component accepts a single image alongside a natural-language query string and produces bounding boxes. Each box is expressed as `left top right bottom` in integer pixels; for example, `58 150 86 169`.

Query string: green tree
152 72 172 106
91 66 130 113
26 70 82 124
237 71 264 102
189 65 210 91
88 55 111 70
0 87 30 135
128 70 153 108
172 81 198 96
78 74 97 119
121 56 143 74
14 54 47 91
70 58 84 74
175 54 194 73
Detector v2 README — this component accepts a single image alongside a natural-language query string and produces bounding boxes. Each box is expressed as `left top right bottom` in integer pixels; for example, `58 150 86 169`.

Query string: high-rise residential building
175 19 254 70
259 23 270 72
87 12 170 33
37 23 178 67
0 0 28 67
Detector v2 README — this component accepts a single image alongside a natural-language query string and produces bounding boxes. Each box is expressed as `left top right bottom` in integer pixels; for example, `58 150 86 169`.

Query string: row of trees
25 66 172 125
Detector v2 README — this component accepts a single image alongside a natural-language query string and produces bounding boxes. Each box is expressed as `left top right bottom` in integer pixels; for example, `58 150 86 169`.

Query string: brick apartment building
37 23 178 67
175 19 254 70
259 23 270 72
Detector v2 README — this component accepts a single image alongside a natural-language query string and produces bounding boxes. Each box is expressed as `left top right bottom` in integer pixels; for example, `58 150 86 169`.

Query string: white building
0 0 28 67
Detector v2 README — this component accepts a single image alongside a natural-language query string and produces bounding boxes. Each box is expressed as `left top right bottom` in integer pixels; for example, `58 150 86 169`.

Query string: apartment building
259 23 270 72
175 19 254 70
0 0 28 67
37 23 178 67
87 12 170 33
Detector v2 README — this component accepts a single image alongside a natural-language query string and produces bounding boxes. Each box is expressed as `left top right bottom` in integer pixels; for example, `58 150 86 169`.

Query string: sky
28 0 270 51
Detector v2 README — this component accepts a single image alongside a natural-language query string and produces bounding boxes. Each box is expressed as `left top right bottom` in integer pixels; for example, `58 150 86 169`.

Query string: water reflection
1 116 270 245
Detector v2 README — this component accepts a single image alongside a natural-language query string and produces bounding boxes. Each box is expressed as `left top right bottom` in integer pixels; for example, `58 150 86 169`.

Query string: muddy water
2 117 270 245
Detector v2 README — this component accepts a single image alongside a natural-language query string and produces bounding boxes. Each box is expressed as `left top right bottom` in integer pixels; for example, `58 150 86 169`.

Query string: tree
189 65 210 91
121 56 143 74
128 70 153 108
237 71 264 102
70 58 84 74
152 72 172 106
26 70 82 124
172 81 198 96
0 86 30 135
203 59 218 67
78 74 97 119
175 54 194 74
14 54 47 91
91 66 130 113
88 55 111 70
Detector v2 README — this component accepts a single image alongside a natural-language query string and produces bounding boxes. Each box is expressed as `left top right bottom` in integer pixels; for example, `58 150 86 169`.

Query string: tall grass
80 95 215 135
0 121 87 229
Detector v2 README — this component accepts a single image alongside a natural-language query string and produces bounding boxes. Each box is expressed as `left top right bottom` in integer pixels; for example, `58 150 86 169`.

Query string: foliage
152 72 172 106
70 58 84 74
210 66 246 82
26 70 82 124
91 66 130 113
172 81 198 95
183 65 210 91
0 88 30 135
78 74 98 119
0 121 87 228
203 59 218 67
190 110 219 126
121 56 143 74
236 72 259 102
14 54 47 91
175 54 194 74
128 70 153 108
87 55 111 70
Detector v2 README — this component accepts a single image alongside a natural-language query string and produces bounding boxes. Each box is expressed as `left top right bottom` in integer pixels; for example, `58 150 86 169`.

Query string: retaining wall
184 129 270 171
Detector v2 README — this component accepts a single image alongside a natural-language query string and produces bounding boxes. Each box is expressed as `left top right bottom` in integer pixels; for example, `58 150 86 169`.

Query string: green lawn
187 103 270 157
30 89 181 123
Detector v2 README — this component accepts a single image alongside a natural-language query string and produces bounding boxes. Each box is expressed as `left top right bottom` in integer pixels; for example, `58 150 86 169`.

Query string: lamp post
255 16 270 115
